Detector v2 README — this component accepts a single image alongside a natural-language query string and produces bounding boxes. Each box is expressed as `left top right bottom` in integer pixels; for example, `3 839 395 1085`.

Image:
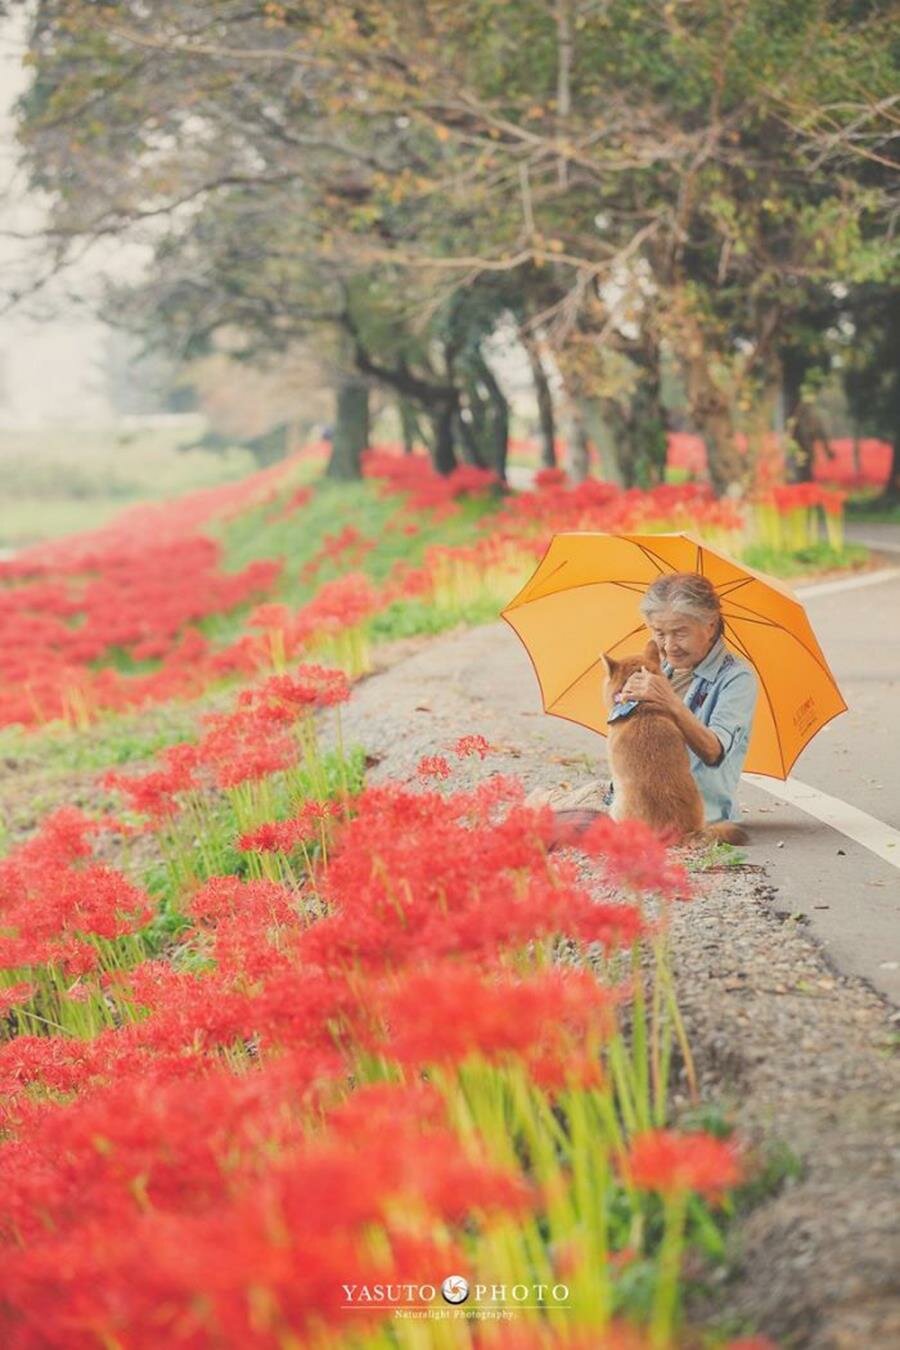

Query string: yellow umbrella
500 530 847 779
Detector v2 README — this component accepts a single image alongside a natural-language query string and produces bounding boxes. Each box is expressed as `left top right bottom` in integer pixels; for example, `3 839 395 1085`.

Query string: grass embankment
0 459 868 835
0 421 266 549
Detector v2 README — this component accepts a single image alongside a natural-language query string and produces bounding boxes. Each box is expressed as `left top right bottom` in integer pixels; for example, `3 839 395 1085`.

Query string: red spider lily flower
361 448 497 509
300 525 376 581
416 755 452 780
0 1034 110 1126
569 815 692 899
533 466 569 490
0 811 154 968
297 781 648 972
287 573 381 650
0 1069 529 1345
268 484 313 522
237 821 292 853
190 705 299 787
0 449 303 729
237 664 351 714
0 982 36 1016
374 963 624 1072
622 1128 743 1201
453 733 493 759
820 488 847 517
101 743 202 822
238 800 342 854
247 602 292 630
186 876 297 928
521 1046 605 1094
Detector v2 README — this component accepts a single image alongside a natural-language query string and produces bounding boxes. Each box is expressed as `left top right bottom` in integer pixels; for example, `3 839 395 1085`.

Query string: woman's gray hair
638 572 725 639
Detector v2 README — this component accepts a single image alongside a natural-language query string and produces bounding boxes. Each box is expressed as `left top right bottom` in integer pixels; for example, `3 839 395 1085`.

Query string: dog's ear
601 652 619 676
642 639 662 670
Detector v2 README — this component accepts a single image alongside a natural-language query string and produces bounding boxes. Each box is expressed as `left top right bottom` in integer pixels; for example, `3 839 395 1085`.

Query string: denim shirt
661 635 759 824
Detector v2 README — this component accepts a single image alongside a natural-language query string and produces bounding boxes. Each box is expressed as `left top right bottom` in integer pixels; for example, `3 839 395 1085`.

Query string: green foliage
741 541 869 575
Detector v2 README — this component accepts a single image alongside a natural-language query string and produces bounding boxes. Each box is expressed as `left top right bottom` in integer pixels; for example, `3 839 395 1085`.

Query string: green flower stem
650 1187 690 1348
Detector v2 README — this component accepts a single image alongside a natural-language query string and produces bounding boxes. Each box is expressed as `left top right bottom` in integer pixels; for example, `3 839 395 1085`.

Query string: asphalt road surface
739 528 900 1007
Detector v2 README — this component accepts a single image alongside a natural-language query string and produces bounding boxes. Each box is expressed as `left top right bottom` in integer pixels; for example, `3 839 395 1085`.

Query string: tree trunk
702 411 743 496
567 402 591 484
476 357 509 484
398 399 419 455
524 339 557 467
555 0 573 190
326 376 368 480
430 396 459 475
782 349 814 483
687 363 742 496
454 408 488 468
581 398 624 486
881 423 900 502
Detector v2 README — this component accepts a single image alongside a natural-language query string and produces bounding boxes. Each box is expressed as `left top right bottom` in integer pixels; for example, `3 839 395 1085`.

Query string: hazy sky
0 6 115 425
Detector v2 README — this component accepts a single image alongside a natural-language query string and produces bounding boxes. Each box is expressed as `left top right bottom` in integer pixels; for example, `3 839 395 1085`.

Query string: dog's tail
687 820 749 847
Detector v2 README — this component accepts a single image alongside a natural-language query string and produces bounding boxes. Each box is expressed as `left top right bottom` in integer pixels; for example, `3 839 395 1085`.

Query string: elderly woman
607 571 759 825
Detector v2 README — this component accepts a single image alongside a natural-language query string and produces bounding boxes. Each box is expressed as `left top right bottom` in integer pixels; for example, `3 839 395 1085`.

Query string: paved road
486 494 900 1003
738 537 900 1007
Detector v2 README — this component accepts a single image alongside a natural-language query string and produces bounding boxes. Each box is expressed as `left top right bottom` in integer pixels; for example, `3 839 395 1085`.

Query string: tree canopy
12 0 900 491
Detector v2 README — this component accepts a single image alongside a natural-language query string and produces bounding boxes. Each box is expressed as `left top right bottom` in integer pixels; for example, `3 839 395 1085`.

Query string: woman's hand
620 667 724 765
620 666 680 712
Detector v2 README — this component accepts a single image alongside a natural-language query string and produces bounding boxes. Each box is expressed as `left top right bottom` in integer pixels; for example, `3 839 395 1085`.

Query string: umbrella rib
632 541 668 574
548 622 648 709
715 578 755 597
722 611 838 680
721 623 755 664
723 620 787 778
724 591 802 620
696 544 703 574
604 622 649 654
511 558 569 605
546 654 603 710
505 578 671 606
719 611 782 629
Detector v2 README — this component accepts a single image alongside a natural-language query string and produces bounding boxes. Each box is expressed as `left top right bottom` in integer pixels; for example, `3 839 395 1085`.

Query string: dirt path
318 620 900 1349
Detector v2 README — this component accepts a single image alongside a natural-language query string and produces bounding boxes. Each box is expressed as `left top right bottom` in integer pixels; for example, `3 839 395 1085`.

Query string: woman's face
647 609 719 669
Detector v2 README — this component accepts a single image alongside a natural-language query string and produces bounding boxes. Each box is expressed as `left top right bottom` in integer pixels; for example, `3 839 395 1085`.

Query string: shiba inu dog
601 640 749 846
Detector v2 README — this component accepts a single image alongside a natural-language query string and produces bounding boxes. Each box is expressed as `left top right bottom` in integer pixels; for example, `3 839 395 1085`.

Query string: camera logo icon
441 1275 469 1304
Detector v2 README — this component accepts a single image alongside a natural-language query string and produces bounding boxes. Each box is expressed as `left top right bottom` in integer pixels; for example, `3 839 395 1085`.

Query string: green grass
202 475 501 650
0 497 145 547
0 696 230 776
0 421 260 548
684 841 749 872
741 540 869 576
846 494 900 523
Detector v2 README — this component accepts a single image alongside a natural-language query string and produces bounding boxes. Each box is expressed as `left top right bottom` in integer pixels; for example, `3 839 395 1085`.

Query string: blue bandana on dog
607 698 640 723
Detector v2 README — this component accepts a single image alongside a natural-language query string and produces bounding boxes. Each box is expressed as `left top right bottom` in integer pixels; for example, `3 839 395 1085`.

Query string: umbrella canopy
500 530 847 779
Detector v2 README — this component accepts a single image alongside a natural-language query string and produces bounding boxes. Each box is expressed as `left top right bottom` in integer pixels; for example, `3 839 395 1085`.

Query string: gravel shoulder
321 619 900 1350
